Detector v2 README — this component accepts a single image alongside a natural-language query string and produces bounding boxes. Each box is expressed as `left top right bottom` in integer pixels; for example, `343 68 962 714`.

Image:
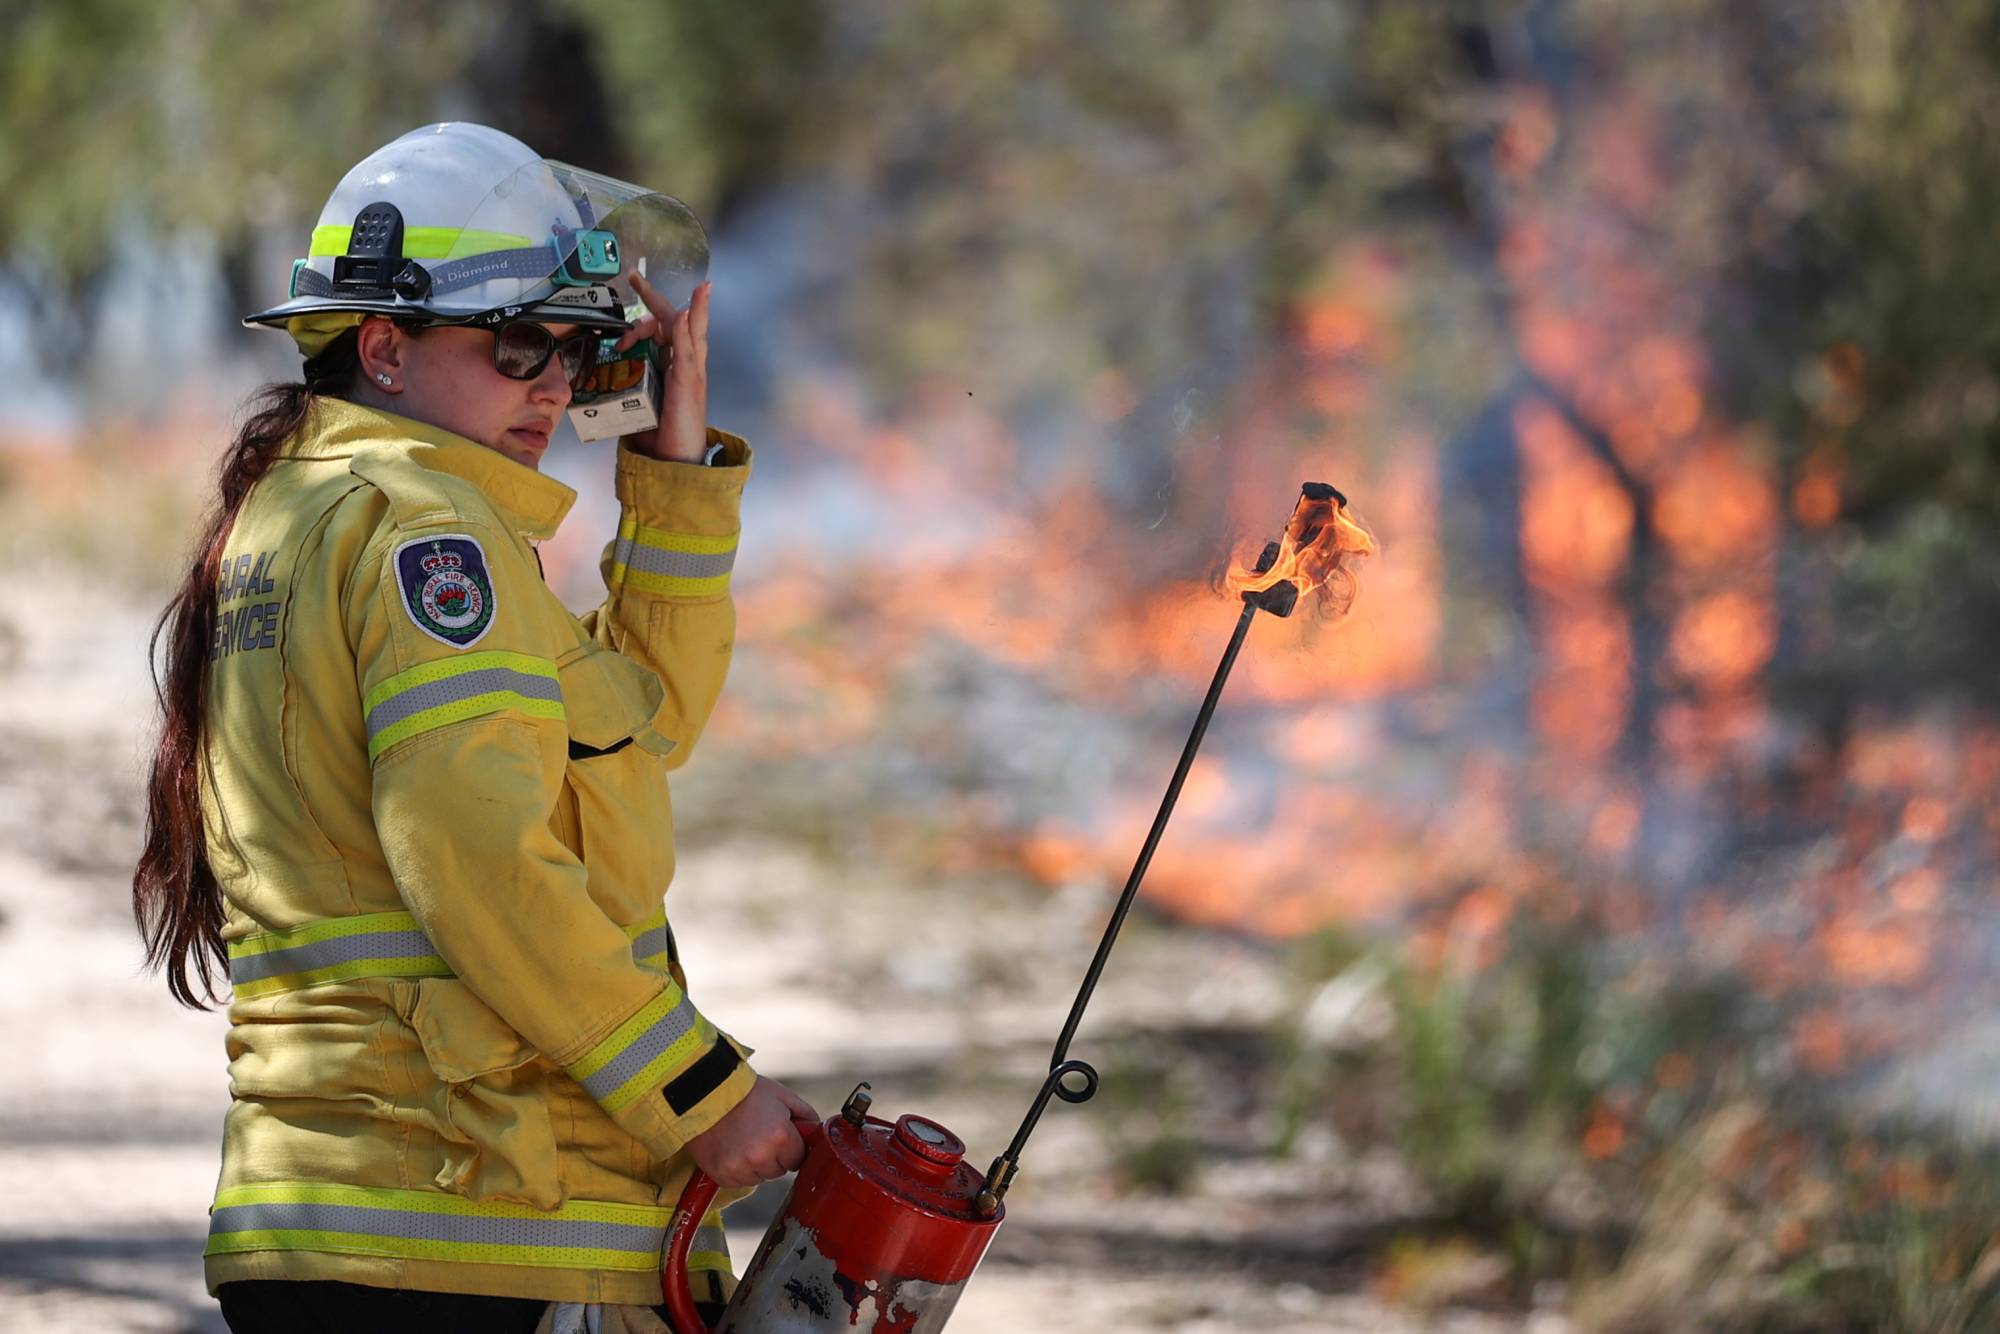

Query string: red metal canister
664 1088 1002 1334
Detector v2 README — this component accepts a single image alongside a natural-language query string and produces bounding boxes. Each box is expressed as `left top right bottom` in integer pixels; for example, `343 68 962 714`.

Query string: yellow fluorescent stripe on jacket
225 907 670 997
207 1181 736 1278
206 1183 678 1272
199 402 759 1303
608 516 737 598
227 910 451 997
362 650 563 761
565 982 714 1112
624 906 672 971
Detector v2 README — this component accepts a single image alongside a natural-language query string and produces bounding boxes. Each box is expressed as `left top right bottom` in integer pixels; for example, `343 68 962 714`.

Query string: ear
355 317 407 387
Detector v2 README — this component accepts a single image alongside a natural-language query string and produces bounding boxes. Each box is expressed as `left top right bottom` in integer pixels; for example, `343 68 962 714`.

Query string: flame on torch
1226 482 1377 617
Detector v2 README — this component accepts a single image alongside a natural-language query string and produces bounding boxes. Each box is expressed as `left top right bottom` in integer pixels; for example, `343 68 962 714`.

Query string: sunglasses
487 321 602 391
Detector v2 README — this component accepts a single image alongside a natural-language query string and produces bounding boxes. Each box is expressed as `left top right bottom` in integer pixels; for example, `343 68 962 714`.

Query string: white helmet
246 123 707 352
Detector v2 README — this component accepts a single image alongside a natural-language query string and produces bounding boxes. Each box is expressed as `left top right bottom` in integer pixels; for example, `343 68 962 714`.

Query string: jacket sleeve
580 429 750 771
352 512 756 1159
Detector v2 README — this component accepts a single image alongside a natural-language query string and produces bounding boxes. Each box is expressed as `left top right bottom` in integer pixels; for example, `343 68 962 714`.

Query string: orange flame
1226 484 1377 612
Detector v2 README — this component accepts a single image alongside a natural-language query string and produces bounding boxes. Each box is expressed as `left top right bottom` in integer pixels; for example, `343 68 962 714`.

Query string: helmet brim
243 296 633 333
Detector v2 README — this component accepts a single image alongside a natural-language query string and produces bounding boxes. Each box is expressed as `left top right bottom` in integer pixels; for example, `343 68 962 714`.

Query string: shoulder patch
393 534 497 649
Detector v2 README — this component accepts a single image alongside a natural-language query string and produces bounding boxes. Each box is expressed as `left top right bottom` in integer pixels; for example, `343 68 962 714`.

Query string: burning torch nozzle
1241 540 1300 616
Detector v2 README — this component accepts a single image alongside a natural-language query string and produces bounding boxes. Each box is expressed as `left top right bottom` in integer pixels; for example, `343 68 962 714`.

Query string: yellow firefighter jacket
198 397 755 1305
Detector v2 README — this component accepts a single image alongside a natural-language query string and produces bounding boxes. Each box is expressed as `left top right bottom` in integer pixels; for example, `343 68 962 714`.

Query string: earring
377 373 393 387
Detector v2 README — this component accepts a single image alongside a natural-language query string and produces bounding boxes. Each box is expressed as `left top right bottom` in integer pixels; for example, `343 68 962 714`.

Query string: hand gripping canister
663 1086 999 1334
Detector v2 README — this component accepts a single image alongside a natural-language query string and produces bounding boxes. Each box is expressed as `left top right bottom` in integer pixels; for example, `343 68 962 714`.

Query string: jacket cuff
615 428 752 536
561 981 759 1160
608 429 751 605
628 1047 758 1161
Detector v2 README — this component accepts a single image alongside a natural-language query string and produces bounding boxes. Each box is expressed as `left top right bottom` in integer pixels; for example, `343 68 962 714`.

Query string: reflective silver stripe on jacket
607 539 738 582
364 664 565 738
226 911 451 997
572 990 701 1104
229 928 442 986
230 909 672 997
208 1199 664 1252
627 909 673 970
204 1183 680 1272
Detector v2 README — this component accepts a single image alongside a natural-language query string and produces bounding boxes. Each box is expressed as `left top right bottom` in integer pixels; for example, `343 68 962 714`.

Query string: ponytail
133 332 361 1007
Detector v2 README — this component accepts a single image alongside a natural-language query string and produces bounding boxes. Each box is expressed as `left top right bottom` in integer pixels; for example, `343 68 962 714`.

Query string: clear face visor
432 158 709 321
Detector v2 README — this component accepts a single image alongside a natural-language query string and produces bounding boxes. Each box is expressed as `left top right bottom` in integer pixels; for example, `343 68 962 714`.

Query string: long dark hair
133 331 362 1007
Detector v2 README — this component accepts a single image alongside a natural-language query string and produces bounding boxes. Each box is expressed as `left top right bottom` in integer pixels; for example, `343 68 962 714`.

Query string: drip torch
663 482 1372 1334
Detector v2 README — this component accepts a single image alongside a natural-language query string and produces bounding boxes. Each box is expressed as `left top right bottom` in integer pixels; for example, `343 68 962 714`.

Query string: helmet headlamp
326 202 433 302
556 230 622 286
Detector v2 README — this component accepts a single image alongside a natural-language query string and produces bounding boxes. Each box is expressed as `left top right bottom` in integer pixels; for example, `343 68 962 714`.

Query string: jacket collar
287 397 576 540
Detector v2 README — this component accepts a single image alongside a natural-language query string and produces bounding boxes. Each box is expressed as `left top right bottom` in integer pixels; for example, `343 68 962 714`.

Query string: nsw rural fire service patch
394 534 496 648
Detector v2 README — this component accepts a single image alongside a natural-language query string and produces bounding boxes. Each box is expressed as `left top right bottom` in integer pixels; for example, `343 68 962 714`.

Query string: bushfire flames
641 306 1986 1094
516 77 2000 1113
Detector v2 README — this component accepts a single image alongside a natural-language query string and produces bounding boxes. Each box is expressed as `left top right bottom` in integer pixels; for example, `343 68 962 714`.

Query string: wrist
625 434 728 466
629 439 706 464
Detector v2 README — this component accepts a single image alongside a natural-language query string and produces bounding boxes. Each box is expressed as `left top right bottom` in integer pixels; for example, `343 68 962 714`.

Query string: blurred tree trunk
1418 12 1673 761
471 0 630 178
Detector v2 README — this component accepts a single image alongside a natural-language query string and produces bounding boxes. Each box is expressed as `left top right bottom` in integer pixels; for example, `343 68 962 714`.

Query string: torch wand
976 481 1360 1215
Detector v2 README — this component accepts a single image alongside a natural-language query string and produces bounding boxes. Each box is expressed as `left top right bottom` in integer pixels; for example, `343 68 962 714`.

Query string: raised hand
615 274 710 463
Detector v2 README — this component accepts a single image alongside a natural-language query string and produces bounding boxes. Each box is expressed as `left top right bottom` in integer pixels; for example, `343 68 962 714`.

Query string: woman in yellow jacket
132 123 815 1332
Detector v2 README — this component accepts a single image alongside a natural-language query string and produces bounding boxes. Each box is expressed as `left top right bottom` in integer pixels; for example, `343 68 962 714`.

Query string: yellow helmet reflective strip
609 519 737 599
363 651 563 761
309 224 535 260
227 910 451 998
566 983 711 1113
625 906 673 972
205 1182 680 1272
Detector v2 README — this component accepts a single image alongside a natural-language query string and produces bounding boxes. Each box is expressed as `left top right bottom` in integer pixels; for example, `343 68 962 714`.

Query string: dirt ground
0 573 1558 1333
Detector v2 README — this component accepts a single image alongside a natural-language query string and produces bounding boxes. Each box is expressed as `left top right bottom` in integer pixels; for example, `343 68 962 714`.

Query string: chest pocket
557 647 678 918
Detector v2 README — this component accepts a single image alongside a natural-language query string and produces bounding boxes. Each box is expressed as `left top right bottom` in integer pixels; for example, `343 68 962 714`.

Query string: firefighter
131 123 816 1333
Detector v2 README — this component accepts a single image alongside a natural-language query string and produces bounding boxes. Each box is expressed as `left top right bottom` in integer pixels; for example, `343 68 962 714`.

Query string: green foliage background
9 0 1991 598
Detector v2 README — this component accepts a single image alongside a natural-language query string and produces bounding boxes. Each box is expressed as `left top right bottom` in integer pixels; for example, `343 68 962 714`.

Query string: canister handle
662 1114 824 1334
